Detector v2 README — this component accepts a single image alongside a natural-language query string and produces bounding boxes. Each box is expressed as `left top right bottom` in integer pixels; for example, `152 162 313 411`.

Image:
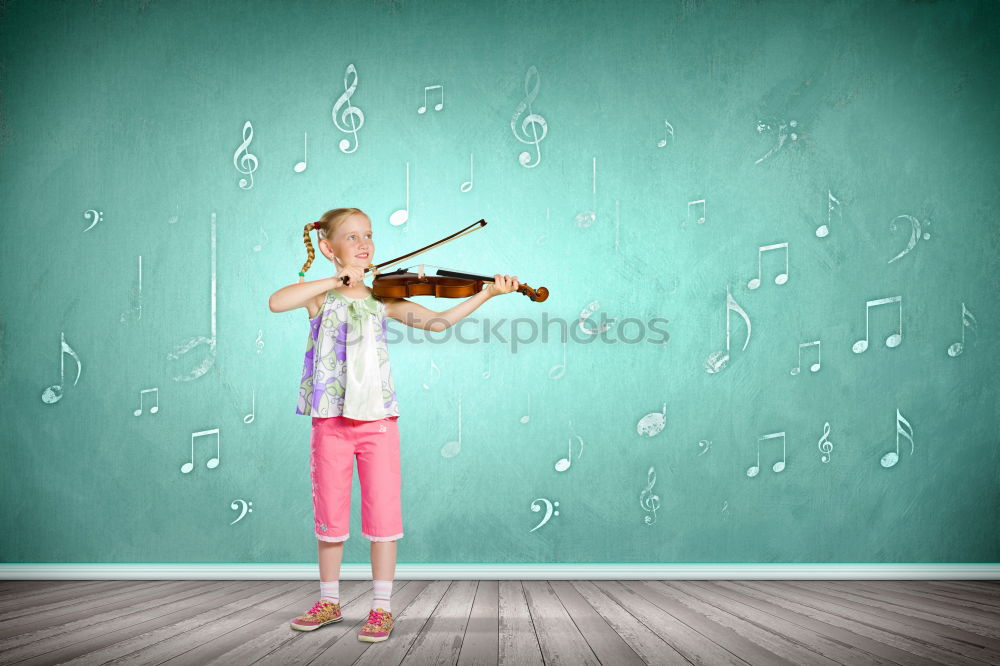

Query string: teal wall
1 0 997 565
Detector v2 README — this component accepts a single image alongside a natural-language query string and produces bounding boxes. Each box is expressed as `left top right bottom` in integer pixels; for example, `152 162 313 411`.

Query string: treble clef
817 422 834 463
639 466 660 525
233 121 258 190
510 65 547 168
332 63 365 154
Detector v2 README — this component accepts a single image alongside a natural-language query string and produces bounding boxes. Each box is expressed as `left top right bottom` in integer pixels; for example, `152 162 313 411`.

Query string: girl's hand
334 264 365 287
489 273 519 297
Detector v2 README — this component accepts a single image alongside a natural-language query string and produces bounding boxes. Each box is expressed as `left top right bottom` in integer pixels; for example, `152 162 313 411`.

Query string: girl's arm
269 277 338 313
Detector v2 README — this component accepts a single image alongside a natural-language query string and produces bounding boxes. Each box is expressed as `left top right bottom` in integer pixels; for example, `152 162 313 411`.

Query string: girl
268 207 518 642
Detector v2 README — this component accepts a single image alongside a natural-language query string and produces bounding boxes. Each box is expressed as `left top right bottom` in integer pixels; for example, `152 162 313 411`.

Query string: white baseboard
1 563 998 580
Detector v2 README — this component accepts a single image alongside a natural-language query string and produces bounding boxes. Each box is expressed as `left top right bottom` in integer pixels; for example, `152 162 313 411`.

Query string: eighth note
417 84 444 113
555 433 583 472
134 387 159 416
881 408 914 468
41 331 82 405
747 242 789 289
747 431 786 478
181 428 220 474
790 340 821 375
947 302 976 357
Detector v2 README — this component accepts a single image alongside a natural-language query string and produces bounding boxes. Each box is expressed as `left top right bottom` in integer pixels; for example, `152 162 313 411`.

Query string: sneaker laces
366 608 387 626
306 600 334 618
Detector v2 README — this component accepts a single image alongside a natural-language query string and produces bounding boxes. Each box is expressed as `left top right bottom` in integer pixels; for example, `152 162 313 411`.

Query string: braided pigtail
298 221 322 283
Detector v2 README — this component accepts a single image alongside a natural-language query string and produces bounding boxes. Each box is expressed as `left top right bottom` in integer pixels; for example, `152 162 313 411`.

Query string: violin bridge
418 264 425 280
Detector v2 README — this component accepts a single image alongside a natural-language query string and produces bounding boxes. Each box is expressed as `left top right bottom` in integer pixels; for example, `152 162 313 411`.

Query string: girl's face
321 213 374 268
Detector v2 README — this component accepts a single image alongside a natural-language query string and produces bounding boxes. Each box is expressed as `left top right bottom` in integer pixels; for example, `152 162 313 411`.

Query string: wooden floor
0 579 998 665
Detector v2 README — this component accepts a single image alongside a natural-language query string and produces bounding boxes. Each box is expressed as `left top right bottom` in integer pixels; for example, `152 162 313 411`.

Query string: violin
344 219 549 302
373 265 548 302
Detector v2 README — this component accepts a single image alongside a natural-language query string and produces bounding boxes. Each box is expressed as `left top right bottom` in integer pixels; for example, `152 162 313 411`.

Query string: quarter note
417 84 444 113
947 302 976 357
460 153 474 192
747 431 786 477
244 388 255 424
133 387 159 416
41 331 82 404
747 242 789 289
511 65 547 168
548 340 566 379
520 392 531 424
181 428 220 474
790 340 821 375
705 286 751 373
332 63 364 154
389 162 410 228
852 295 902 353
293 132 308 172
881 408 914 468
233 120 258 190
441 396 462 458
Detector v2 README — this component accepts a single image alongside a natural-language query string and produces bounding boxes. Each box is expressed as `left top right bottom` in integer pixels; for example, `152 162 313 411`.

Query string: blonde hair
298 207 368 283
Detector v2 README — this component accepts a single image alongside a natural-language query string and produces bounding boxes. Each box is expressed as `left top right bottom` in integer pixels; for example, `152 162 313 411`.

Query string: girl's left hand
489 273 519 297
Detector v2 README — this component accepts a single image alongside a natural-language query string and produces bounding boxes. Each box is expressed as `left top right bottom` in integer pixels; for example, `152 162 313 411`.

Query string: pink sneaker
357 607 394 642
289 600 343 631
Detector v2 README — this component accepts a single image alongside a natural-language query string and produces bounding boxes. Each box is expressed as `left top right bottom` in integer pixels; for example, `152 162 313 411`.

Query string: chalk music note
881 408 914 468
747 242 789 289
520 392 531 424
529 498 560 532
697 440 711 456
119 254 143 324
389 162 410 229
852 295 902 353
332 63 364 154
460 153 474 192
614 199 621 253
233 121 258 190
481 356 491 379
417 84 444 113
790 340 821 375
705 286 751 373
687 199 706 226
579 300 613 335
255 329 264 354
575 157 597 227
83 209 103 232
548 339 567 379
421 357 440 389
181 428 220 474
555 432 583 472
441 396 462 458
133 387 159 416
887 214 931 264
747 431 786 477
168 212 218 381
639 466 660 525
656 119 674 148
511 65 547 168
947 302 976 357
41 331 82 404
293 132 307 173
230 499 254 525
252 226 269 252
754 118 799 164
816 190 841 238
244 388 255 424
817 422 833 463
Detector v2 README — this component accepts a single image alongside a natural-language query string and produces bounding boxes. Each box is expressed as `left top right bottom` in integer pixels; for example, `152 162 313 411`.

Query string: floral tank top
295 289 399 420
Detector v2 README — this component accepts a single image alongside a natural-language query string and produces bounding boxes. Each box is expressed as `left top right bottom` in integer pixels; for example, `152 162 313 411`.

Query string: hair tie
313 221 321 230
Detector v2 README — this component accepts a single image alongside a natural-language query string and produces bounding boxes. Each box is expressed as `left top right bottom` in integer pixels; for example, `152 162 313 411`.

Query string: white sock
372 579 392 612
320 580 339 605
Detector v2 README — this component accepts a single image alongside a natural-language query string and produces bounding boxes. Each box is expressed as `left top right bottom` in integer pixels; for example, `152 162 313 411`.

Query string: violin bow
352 219 488 281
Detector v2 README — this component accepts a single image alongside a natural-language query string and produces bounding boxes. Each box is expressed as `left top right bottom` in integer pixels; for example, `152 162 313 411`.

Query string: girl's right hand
334 264 365 287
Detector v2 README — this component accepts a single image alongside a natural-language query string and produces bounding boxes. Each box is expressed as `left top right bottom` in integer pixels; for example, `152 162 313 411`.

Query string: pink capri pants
310 415 403 542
